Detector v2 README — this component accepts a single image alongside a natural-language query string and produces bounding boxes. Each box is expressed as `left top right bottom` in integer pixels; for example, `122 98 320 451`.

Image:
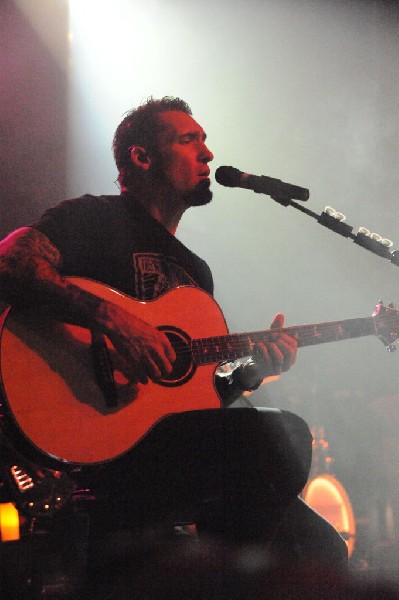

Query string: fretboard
191 317 377 365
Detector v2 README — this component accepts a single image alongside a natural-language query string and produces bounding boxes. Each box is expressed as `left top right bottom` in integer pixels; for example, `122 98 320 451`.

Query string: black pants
271 496 348 568
86 408 347 570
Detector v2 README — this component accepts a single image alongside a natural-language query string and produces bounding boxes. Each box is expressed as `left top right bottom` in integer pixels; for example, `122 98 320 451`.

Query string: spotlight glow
303 474 356 557
67 0 179 196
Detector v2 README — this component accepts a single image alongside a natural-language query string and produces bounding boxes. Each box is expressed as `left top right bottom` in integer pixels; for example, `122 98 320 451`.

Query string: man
0 97 347 582
0 97 294 391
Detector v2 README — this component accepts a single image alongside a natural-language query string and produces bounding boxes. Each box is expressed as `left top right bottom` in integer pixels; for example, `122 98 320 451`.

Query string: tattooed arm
0 227 175 383
0 227 99 319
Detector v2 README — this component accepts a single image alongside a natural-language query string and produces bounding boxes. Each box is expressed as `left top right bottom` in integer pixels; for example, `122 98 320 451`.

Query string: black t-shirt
32 193 214 299
31 193 239 405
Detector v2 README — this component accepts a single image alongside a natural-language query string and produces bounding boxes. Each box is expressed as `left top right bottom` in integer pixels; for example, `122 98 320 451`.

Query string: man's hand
96 302 176 384
235 313 297 392
256 312 297 377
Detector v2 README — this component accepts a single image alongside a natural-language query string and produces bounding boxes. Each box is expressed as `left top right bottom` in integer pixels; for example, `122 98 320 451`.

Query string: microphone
215 166 309 202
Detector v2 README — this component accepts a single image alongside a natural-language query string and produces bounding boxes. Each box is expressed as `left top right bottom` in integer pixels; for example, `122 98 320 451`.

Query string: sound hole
158 326 195 387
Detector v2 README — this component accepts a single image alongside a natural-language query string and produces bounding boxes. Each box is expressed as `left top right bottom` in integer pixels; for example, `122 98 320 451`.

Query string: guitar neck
192 316 376 365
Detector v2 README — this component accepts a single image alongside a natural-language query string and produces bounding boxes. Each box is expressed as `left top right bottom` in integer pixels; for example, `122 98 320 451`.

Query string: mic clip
270 195 292 207
247 173 309 203
318 210 353 238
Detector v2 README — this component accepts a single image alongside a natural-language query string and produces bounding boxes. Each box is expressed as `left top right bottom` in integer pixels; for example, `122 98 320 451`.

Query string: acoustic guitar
0 278 397 467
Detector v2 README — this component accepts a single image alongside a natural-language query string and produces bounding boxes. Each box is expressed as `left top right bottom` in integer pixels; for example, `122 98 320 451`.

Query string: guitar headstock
373 301 399 351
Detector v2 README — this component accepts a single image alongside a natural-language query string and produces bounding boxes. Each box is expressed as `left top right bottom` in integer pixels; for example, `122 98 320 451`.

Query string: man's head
113 96 214 206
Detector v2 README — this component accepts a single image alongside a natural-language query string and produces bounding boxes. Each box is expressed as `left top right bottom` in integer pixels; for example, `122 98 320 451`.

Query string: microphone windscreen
215 166 242 187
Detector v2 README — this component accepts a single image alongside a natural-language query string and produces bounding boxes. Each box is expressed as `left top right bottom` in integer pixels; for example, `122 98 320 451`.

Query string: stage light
303 474 356 558
0 503 20 542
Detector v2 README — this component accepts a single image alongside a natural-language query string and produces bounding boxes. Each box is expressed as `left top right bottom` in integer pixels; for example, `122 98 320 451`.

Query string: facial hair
150 156 213 207
183 178 213 207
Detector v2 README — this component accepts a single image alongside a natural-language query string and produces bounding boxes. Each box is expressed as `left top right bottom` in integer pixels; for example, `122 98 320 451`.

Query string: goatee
184 179 213 207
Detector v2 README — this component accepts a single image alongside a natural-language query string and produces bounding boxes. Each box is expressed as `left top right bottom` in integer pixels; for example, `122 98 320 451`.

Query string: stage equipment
302 428 356 558
215 166 309 204
0 434 76 519
303 473 356 558
216 166 399 266
0 502 20 541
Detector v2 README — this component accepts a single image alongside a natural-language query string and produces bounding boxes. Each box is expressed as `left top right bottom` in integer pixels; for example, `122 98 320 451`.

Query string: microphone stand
273 195 399 267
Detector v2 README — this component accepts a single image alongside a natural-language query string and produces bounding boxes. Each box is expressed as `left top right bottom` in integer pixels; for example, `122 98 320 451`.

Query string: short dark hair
113 96 192 190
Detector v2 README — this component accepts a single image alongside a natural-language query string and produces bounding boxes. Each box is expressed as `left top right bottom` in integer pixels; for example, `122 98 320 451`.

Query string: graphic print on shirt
133 253 198 300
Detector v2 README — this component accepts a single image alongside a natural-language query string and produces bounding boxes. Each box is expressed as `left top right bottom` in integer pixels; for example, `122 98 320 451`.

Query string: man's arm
0 227 102 320
0 227 176 383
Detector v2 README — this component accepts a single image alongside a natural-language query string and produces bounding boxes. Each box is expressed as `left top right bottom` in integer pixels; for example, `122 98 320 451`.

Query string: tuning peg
386 344 397 353
373 300 384 316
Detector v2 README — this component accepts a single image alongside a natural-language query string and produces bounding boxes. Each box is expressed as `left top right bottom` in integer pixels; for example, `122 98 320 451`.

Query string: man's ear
130 145 152 170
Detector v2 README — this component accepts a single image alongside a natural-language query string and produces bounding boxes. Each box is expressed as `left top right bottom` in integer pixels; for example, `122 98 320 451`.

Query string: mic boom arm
215 165 399 266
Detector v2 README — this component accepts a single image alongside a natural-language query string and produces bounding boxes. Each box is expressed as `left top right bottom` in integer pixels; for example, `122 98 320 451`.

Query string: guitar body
0 280 225 467
2 278 397 469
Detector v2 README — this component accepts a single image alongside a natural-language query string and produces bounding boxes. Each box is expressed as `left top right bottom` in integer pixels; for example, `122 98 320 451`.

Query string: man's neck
146 200 185 235
125 187 186 235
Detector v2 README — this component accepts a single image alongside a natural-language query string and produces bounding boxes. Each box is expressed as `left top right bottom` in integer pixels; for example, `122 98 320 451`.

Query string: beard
149 154 213 207
183 178 213 207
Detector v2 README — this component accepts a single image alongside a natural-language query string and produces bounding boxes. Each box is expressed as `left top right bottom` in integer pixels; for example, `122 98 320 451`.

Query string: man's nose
200 143 214 163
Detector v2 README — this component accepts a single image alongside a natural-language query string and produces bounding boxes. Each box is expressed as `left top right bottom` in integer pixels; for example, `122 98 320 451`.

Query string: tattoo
0 227 61 274
0 227 102 327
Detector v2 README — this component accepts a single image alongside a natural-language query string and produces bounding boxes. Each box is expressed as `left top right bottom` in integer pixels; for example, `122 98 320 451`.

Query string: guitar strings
160 314 399 363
